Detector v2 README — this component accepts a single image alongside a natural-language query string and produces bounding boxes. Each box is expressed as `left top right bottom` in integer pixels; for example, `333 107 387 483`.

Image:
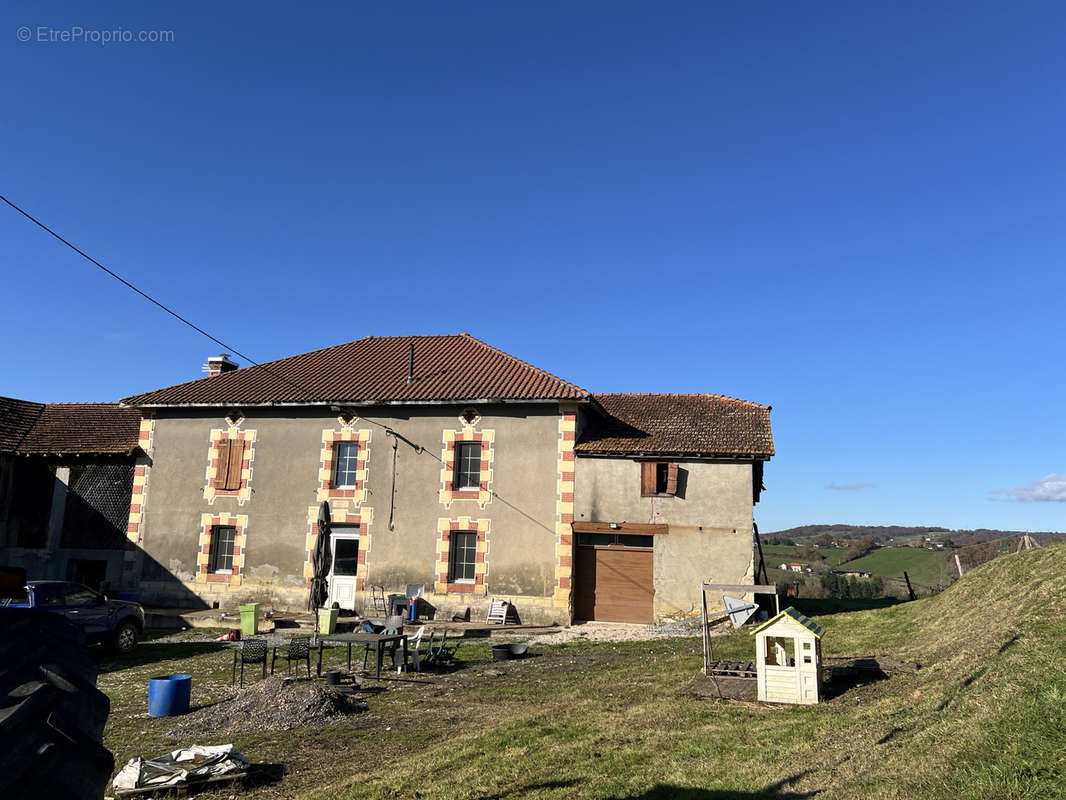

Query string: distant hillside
763 524 1064 547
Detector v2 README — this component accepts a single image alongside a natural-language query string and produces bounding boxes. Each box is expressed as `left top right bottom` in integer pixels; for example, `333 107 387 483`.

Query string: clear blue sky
2 2 1062 532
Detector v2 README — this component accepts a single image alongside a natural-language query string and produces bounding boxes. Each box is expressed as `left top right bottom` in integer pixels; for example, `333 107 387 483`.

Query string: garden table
316 631 408 679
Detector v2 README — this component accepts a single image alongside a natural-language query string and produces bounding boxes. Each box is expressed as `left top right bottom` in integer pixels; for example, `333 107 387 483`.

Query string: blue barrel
148 674 191 717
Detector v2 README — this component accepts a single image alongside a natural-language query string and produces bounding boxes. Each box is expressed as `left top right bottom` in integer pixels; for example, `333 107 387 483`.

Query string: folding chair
232 639 268 687
424 629 463 666
271 637 312 678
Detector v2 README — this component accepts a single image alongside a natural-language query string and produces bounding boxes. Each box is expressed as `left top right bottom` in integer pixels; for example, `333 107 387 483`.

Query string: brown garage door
574 544 653 623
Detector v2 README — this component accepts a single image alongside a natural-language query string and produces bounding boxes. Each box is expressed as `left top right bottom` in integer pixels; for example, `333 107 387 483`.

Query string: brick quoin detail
439 428 494 509
196 512 248 587
203 422 257 505
123 415 154 577
317 423 371 504
305 506 373 592
434 517 489 595
554 405 578 605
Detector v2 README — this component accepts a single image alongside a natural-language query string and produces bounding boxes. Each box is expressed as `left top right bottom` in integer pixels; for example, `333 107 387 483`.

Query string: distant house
834 569 872 578
0 397 143 590
786 562 805 573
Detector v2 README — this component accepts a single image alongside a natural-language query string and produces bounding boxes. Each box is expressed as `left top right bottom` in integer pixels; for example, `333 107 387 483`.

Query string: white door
327 532 359 610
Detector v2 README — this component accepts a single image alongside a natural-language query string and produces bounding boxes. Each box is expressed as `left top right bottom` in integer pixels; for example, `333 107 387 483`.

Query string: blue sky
1 2 1062 532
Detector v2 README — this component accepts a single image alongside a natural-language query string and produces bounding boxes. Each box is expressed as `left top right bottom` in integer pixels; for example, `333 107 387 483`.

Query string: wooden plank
702 583 777 594
573 522 669 535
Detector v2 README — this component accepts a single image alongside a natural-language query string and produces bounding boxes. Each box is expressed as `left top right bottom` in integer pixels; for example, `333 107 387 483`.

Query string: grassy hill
97 544 1066 799
841 546 950 587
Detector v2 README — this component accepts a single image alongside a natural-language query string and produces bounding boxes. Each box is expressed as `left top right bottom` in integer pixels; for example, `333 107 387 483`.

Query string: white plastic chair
399 625 425 673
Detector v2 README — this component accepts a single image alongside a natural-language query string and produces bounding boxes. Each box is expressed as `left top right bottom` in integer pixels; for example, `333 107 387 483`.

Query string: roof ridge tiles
592 392 769 408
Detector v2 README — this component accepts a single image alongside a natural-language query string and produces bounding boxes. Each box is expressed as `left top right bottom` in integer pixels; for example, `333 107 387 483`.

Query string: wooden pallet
113 771 248 798
706 659 757 678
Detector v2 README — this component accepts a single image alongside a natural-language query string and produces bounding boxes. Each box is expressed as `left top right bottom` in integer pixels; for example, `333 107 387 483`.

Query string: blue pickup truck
4 580 145 653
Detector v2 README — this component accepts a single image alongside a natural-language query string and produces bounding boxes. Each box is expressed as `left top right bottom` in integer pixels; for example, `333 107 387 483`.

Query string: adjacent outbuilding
750 606 824 705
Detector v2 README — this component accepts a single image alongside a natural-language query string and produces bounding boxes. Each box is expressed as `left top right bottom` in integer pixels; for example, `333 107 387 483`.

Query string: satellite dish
723 595 758 629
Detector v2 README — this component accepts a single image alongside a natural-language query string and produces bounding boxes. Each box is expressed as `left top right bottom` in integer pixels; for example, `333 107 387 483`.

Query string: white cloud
995 474 1066 503
826 482 876 491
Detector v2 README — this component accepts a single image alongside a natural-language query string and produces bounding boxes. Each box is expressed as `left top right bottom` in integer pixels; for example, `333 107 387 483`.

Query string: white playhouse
750 607 825 705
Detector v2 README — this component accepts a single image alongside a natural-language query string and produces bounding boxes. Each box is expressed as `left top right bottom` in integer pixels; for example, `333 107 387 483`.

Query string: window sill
444 582 477 593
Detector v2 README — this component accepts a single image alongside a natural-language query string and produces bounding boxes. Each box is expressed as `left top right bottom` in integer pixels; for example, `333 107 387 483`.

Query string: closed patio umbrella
309 502 333 636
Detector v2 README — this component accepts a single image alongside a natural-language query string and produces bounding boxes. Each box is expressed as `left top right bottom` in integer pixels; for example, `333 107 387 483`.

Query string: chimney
204 354 238 377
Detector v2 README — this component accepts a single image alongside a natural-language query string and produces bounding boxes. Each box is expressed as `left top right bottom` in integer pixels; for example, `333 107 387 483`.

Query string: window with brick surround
212 438 246 491
448 530 477 583
333 442 360 488
209 525 236 573
454 442 482 490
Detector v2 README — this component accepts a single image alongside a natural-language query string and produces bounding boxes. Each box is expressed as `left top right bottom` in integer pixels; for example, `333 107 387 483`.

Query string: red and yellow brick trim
203 422 256 505
438 428 494 509
123 415 154 576
196 512 248 586
553 405 578 606
304 506 373 590
434 516 489 595
316 423 371 504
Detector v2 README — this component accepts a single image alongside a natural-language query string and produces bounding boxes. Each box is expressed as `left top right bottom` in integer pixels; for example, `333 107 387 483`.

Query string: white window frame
333 441 360 489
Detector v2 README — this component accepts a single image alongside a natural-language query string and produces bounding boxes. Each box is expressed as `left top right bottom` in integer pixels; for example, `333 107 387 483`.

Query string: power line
0 193 268 373
0 192 425 447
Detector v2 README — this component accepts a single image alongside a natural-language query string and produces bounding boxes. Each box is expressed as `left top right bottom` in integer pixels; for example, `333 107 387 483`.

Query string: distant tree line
763 524 1063 548
820 572 885 599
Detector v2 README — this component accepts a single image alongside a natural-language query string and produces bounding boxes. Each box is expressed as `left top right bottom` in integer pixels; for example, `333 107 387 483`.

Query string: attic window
640 462 678 497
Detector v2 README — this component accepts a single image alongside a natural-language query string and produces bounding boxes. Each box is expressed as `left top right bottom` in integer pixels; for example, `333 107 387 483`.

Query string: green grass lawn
843 546 950 588
97 545 1066 799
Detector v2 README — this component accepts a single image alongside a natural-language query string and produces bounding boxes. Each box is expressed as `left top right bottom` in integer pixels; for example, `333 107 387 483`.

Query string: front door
327 532 360 610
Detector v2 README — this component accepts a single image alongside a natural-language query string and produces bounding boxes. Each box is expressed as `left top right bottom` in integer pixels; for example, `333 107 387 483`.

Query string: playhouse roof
749 606 825 639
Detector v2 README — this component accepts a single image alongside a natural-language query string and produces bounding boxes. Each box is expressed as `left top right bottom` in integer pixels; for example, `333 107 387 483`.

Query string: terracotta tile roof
576 393 773 458
121 334 589 407
0 396 44 452
0 398 143 455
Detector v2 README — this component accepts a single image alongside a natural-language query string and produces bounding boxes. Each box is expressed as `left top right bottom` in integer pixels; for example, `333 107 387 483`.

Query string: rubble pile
166 676 365 737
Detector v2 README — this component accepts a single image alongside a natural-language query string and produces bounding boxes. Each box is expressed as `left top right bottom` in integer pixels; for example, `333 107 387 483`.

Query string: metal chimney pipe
406 343 414 385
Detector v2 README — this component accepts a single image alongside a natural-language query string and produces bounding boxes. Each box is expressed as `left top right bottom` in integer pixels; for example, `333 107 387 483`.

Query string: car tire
0 608 114 800
113 620 138 654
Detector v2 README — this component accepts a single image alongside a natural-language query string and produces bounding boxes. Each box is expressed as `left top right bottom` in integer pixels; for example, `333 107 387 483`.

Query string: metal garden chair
232 638 268 687
271 637 312 678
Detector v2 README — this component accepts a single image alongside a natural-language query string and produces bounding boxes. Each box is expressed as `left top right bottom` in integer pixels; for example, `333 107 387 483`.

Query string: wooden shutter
212 438 232 489
640 462 656 496
666 462 679 495
223 438 246 490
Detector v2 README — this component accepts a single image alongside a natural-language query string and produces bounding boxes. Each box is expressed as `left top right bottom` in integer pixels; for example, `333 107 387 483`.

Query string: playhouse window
764 636 795 667
802 640 813 664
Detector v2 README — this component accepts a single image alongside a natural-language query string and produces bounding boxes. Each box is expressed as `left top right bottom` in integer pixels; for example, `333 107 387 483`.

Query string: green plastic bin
238 602 260 636
318 608 338 635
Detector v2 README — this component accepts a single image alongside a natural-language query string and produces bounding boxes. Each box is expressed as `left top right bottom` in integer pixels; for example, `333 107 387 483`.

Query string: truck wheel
0 608 114 799
113 621 138 654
